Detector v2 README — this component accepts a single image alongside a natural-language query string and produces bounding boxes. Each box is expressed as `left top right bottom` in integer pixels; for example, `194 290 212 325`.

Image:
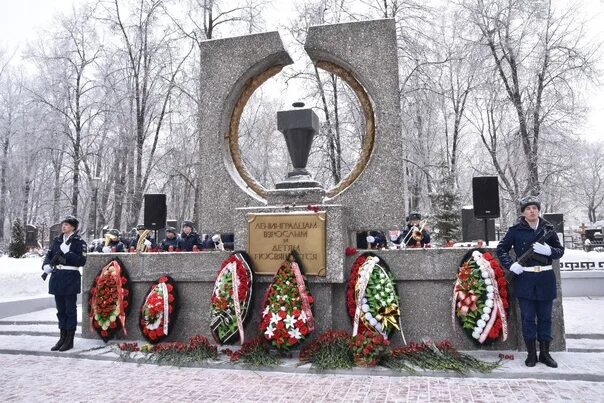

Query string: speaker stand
483 219 489 247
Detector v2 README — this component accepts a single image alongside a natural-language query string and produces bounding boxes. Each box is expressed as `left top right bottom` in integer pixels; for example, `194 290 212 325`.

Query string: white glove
533 242 552 256
510 262 524 275
43 264 53 274
60 242 70 254
144 239 152 247
102 246 112 253
366 235 375 244
212 234 221 243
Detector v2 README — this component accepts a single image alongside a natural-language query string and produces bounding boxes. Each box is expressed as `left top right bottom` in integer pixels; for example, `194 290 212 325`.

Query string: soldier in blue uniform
42 216 87 352
179 220 201 251
160 227 180 251
496 196 564 368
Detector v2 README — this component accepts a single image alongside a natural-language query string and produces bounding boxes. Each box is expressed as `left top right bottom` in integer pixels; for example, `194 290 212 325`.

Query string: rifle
41 232 76 281
517 229 556 266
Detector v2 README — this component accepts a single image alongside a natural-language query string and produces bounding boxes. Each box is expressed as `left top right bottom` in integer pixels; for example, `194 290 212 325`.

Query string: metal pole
93 187 98 240
484 219 489 246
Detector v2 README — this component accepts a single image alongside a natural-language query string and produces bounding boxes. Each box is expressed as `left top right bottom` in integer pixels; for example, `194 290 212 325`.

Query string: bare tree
27 4 102 217
464 0 599 196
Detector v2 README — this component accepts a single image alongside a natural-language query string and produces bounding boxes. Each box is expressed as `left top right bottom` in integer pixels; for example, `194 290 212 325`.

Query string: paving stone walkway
2 354 604 402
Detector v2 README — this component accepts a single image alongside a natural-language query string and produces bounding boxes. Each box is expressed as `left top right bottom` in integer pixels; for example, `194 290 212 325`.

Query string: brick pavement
2 354 604 402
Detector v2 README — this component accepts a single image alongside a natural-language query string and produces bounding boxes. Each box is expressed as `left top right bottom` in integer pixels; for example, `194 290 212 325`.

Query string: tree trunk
0 133 9 240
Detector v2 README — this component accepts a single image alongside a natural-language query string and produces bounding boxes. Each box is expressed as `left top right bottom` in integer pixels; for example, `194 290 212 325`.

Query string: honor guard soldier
496 196 564 368
179 220 201 251
42 216 87 352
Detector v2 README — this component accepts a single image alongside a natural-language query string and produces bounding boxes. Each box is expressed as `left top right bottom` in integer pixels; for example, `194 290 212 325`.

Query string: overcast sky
1 0 603 141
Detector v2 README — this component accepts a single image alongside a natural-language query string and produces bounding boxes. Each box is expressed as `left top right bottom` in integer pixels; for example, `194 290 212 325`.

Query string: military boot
58 330 75 352
50 330 66 351
539 341 558 368
525 339 537 367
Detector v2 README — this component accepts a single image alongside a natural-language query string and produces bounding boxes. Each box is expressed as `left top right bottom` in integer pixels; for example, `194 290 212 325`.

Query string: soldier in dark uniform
95 229 125 253
496 196 564 368
179 220 201 251
160 227 180 251
131 224 155 251
395 212 430 248
42 216 87 352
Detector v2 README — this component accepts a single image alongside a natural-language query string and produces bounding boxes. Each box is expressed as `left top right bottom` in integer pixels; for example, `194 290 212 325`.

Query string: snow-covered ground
0 256 49 302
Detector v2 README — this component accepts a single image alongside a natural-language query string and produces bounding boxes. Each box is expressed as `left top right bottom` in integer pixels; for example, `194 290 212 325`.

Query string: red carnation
109 321 117 329
278 311 287 319
159 276 169 283
100 330 108 337
345 247 357 256
288 337 298 346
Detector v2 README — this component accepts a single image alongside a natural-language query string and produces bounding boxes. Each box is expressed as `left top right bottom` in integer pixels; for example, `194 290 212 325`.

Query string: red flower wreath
88 259 131 342
139 276 178 343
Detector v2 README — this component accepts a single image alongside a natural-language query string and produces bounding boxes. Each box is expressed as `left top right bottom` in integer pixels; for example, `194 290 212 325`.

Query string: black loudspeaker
462 208 496 242
544 213 564 235
472 176 500 219
144 194 167 230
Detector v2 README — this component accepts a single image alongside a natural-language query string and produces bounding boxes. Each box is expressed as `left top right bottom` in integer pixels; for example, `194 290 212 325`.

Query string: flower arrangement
223 336 281 367
349 332 390 367
346 252 405 342
453 250 509 344
118 334 218 365
210 252 254 344
139 276 177 343
259 251 314 351
299 330 354 370
88 259 130 342
383 340 501 374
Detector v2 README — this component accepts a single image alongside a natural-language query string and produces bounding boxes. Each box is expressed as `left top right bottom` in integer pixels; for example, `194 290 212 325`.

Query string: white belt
523 265 552 273
56 265 80 271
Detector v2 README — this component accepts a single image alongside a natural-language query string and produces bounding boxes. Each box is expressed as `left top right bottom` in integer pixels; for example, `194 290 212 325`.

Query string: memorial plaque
247 212 326 276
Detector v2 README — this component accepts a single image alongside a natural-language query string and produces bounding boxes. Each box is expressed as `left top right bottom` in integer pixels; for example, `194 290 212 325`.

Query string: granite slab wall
81 249 566 351
304 19 406 231
198 31 293 234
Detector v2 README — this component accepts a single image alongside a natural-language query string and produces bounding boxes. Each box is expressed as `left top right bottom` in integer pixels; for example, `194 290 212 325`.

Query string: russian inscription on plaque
247 212 326 275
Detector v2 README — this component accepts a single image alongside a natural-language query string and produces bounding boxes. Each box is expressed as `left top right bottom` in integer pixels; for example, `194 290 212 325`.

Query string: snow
0 256 50 302
563 297 604 334
561 249 604 263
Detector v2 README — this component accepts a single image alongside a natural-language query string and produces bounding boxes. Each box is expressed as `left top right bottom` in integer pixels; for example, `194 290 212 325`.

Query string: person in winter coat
160 227 180 251
131 224 156 251
395 212 430 248
95 229 125 253
496 196 564 368
179 220 201 251
42 216 87 352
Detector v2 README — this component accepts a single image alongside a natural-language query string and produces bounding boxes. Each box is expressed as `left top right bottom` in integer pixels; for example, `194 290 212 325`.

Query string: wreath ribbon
227 260 246 344
291 261 315 332
352 256 377 336
160 282 169 336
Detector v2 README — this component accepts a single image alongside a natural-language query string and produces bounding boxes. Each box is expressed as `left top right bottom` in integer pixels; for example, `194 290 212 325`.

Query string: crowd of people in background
90 220 234 253
357 212 432 250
